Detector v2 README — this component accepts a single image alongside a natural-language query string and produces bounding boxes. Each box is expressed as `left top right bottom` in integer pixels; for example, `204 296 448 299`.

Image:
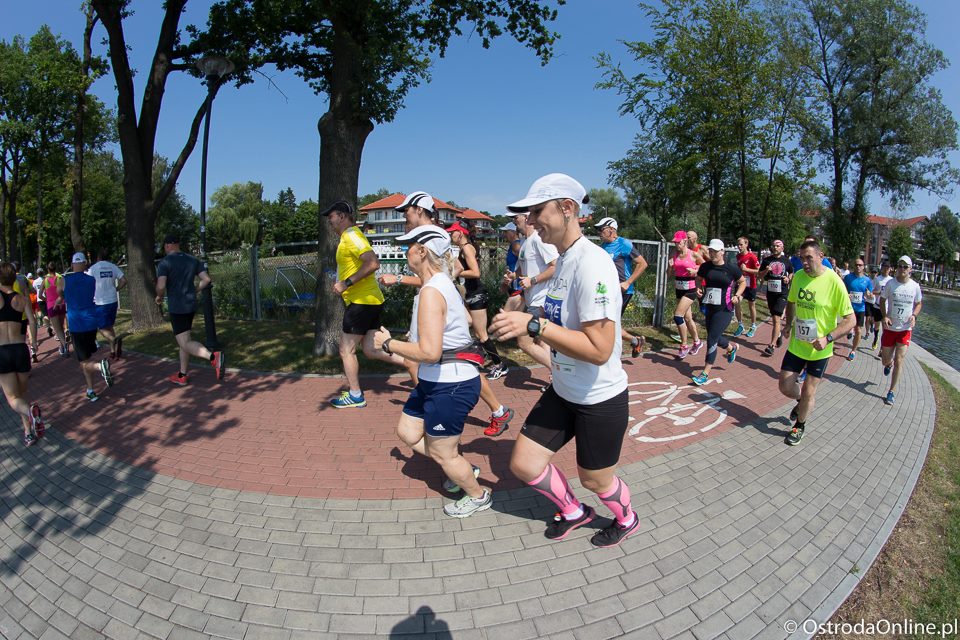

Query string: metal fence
199 237 741 331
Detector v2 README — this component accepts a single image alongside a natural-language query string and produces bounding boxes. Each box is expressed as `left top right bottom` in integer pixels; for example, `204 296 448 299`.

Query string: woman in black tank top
0 262 44 446
447 222 504 376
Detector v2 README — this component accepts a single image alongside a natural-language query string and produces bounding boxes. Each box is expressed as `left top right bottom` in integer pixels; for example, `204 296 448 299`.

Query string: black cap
163 233 180 244
321 200 354 217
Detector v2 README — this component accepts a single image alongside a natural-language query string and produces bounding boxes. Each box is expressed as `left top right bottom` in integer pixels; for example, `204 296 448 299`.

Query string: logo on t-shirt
544 295 564 326
798 288 816 303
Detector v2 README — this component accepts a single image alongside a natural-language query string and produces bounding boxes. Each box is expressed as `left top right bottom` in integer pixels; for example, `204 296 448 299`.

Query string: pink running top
672 250 698 278
43 274 63 313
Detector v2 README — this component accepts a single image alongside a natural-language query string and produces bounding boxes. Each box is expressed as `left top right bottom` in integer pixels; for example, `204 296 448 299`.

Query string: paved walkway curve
0 337 938 639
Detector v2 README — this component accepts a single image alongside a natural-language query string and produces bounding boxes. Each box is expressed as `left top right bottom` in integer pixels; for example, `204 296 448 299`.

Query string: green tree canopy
886 225 914 263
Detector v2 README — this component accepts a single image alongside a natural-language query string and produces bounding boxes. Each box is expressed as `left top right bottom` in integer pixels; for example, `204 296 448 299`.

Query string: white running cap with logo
500 222 518 231
707 239 725 252
396 224 451 256
394 191 435 213
72 252 88 264
899 255 913 267
506 173 588 213
594 217 618 230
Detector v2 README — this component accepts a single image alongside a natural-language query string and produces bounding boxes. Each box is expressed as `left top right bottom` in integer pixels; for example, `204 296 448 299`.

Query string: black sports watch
826 333 835 344
527 317 543 339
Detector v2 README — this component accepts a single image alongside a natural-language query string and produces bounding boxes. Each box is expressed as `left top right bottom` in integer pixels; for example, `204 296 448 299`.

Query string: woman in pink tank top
42 263 69 357
669 231 702 359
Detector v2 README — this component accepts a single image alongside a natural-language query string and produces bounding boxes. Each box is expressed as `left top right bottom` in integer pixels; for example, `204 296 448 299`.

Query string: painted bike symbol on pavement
627 379 745 443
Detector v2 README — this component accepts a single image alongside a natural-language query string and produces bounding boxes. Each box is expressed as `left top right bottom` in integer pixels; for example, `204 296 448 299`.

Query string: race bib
767 279 782 293
892 300 912 323
850 292 863 304
675 279 696 291
552 351 577 374
795 317 818 342
702 288 721 306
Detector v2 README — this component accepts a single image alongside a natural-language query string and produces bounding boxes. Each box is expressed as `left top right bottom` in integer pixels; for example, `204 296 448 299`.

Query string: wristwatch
826 334 835 344
382 338 393 355
344 276 354 287
530 275 538 286
526 317 544 339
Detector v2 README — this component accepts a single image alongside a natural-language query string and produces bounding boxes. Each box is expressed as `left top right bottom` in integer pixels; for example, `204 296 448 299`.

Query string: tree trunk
35 160 44 268
708 168 722 239
70 5 97 252
4 193 15 264
312 15 375 357
313 110 373 356
124 183 162 329
0 176 7 260
738 146 748 236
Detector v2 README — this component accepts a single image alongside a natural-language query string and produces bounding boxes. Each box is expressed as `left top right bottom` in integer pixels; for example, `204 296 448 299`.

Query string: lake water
912 292 960 372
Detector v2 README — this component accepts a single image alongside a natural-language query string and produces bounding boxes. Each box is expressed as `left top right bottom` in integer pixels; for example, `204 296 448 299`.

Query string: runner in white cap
691 239 745 386
373 225 491 517
491 173 638 548
879 255 922 405
595 216 648 358
378 192 515 437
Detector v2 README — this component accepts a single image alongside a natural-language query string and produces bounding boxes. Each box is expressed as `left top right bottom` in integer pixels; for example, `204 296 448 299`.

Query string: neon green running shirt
787 268 853 360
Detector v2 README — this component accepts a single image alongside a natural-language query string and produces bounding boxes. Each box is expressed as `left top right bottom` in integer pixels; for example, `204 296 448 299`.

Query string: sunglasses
897 263 910 268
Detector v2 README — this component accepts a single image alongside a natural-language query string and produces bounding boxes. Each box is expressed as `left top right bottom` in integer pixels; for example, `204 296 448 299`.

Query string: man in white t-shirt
879 255 923 406
490 173 638 549
500 210 557 367
87 250 127 359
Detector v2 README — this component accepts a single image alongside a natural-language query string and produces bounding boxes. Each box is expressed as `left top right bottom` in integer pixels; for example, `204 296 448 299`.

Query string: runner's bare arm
374 287 446 363
489 310 616 366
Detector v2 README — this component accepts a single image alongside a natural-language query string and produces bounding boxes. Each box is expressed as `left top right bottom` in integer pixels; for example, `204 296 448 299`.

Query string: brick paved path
0 331 943 639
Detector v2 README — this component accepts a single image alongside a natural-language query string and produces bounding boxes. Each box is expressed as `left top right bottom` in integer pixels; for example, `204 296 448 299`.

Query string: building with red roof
456 208 496 238
864 214 927 269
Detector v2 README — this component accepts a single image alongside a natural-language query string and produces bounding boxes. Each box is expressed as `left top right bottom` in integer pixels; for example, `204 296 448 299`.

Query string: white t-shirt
882 278 922 332
518 231 559 308
87 261 125 305
542 237 628 404
409 273 478 383
871 275 892 307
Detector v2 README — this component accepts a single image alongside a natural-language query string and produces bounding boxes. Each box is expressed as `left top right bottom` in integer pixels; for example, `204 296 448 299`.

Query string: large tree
795 0 958 262
195 0 564 355
0 26 91 264
89 0 240 329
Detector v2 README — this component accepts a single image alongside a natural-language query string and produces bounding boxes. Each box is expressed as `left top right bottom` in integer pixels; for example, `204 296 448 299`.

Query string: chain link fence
153 237 726 332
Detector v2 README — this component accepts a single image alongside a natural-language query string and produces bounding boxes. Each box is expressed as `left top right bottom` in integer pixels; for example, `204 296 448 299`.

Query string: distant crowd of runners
5 172 923 549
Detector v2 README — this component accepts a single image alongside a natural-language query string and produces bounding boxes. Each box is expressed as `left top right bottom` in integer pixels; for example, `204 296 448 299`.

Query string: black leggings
704 309 732 365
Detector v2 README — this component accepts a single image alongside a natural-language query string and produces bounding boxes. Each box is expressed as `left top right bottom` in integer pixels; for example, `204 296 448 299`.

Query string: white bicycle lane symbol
627 379 746 443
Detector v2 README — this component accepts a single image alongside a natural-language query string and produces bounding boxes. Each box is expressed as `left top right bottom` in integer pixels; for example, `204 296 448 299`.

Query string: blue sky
3 1 959 221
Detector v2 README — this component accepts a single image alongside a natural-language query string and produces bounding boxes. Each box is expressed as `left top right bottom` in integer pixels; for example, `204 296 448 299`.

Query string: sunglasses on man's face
898 263 910 268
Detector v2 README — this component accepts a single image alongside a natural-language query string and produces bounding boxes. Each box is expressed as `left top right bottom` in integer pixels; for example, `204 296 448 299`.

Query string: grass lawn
819 365 960 639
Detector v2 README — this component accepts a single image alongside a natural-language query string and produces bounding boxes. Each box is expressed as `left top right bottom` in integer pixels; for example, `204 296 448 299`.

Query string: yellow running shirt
336 226 384 306
787 267 853 360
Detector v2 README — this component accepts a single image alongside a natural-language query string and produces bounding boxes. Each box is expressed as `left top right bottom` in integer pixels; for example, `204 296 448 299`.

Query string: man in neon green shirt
324 200 406 408
779 239 855 445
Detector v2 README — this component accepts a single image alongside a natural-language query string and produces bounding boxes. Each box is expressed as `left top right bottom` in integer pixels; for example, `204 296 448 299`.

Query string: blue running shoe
691 372 709 386
746 324 757 338
727 345 738 364
883 365 891 376
884 391 895 405
733 324 744 337
331 391 366 409
847 352 856 361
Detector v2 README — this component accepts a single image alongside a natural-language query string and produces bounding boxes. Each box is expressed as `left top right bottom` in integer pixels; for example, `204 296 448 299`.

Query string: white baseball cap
506 173 588 213
500 222 518 232
396 224 451 256
707 239 725 252
394 191 435 213
594 217 618 230
899 255 913 267
72 252 88 264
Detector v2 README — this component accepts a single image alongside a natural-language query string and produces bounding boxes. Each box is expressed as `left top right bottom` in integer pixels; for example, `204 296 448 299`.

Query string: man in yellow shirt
779 239 855 445
324 200 405 408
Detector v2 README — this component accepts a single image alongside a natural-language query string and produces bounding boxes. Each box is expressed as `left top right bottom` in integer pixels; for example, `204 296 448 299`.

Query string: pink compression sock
528 464 581 517
598 476 634 526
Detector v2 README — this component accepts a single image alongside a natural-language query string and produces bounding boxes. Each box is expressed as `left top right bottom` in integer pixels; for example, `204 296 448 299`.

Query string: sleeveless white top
410 273 478 383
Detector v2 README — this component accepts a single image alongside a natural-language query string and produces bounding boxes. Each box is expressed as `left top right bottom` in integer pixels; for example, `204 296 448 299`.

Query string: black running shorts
170 312 195 336
742 287 757 302
870 305 883 322
0 343 30 374
781 349 829 379
766 292 787 317
854 311 866 328
73 330 98 363
620 292 633 317
342 303 383 336
464 289 490 311
520 386 630 470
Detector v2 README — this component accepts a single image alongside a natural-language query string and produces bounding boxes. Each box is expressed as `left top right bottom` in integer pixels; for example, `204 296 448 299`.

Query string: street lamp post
195 54 234 351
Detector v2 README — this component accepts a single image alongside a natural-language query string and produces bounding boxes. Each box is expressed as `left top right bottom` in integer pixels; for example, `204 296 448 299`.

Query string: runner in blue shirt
842 259 873 361
595 217 648 358
790 236 833 272
63 252 114 402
